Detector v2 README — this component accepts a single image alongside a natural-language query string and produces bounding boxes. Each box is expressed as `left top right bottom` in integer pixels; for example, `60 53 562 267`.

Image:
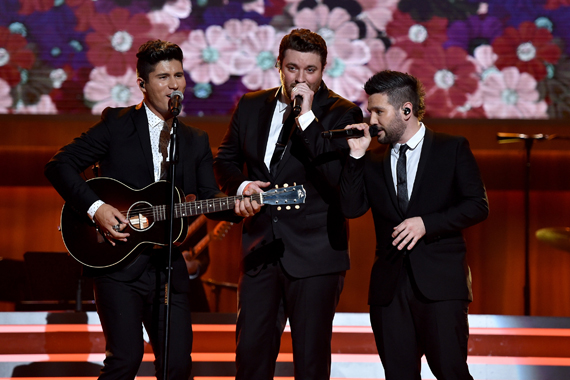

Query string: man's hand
345 123 372 158
182 250 201 277
93 204 130 246
291 83 315 116
234 181 270 218
392 216 426 251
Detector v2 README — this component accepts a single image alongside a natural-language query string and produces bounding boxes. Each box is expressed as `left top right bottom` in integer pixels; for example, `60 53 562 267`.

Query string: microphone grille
171 90 184 101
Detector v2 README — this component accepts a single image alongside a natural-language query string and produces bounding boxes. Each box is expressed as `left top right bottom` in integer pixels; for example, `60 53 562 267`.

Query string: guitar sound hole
128 201 154 232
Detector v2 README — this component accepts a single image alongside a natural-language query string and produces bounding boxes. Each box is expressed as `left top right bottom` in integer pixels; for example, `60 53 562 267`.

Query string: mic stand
162 115 179 379
496 132 559 316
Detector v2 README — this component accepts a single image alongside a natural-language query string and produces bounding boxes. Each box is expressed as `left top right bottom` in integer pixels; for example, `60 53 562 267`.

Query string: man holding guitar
45 40 259 380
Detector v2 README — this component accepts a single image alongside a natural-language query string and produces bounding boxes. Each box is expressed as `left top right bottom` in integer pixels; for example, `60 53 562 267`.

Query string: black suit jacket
341 128 489 305
214 83 363 278
45 104 228 290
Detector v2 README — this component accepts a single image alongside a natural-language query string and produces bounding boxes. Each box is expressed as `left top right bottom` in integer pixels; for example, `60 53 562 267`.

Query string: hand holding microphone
329 123 375 157
321 124 379 139
290 84 313 116
292 95 302 115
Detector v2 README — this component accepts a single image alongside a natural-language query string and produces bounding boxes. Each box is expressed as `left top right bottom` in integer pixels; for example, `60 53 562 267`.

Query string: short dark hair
278 28 327 68
364 70 426 121
136 40 183 82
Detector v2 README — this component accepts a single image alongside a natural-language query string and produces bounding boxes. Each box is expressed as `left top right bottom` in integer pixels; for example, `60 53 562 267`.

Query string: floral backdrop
0 0 569 118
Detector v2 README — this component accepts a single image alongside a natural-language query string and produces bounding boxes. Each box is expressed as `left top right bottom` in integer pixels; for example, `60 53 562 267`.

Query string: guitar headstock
262 184 306 210
211 221 233 241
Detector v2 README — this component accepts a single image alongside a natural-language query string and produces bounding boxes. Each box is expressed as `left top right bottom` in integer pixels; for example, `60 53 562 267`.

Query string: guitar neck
169 194 261 220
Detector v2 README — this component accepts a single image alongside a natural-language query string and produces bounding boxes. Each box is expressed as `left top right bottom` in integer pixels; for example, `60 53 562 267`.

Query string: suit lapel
383 146 403 218
133 103 155 181
408 128 433 212
258 89 279 181
273 83 329 178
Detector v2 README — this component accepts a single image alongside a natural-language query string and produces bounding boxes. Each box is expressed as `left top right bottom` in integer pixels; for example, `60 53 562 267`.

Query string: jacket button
273 217 278 223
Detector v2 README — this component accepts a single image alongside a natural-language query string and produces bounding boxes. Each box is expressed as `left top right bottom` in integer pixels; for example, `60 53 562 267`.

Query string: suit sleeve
213 95 250 196
298 105 363 188
340 154 370 219
44 111 112 214
421 138 489 238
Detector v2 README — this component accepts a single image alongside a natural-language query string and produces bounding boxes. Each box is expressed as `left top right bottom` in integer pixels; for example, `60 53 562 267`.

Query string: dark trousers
370 266 473 380
235 260 344 380
93 264 193 380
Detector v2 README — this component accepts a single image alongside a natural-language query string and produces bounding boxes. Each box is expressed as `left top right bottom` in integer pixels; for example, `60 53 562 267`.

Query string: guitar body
60 177 187 268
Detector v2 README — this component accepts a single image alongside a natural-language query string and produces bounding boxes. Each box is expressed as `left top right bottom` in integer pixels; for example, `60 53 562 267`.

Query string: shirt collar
393 123 426 153
143 102 164 129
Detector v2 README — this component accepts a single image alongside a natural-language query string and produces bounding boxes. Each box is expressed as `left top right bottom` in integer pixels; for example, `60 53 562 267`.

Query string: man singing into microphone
45 40 256 380
340 70 489 380
214 29 363 379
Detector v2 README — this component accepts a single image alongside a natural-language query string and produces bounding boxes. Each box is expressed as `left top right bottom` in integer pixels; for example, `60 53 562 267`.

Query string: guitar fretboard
153 194 263 221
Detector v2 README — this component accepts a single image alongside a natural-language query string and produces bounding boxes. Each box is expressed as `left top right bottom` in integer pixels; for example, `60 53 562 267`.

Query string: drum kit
536 227 570 252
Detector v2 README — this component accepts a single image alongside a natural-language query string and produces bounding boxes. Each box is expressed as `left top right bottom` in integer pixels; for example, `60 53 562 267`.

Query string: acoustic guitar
60 177 306 268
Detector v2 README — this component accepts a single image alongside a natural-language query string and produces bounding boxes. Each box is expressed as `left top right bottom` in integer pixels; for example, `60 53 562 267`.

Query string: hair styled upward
278 28 328 69
136 40 184 82
364 70 426 121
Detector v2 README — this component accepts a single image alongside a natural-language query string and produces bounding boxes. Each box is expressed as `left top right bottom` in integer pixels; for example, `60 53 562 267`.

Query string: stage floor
1 312 569 379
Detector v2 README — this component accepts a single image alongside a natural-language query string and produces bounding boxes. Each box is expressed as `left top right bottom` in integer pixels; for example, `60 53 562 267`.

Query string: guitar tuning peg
277 206 282 211
295 205 300 209
275 184 279 188
293 182 296 186
286 206 291 210
283 183 289 188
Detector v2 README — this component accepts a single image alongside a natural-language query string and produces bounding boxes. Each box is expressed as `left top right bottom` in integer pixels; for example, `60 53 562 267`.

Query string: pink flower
293 5 372 101
180 25 239 86
323 38 373 102
85 8 151 77
366 38 412 74
0 78 12 113
243 0 264 14
356 0 398 38
468 45 499 79
83 67 143 115
230 23 283 91
479 67 547 119
13 95 57 114
294 5 359 41
148 0 192 34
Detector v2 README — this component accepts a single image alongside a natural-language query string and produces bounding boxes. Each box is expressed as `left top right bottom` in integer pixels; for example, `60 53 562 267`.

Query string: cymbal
536 227 570 252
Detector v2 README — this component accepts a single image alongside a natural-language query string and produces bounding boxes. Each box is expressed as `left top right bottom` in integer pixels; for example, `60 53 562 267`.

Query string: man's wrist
349 151 365 159
87 200 105 220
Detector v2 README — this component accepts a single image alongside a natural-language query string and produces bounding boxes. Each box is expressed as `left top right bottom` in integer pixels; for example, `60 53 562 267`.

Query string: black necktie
397 144 409 213
269 110 296 175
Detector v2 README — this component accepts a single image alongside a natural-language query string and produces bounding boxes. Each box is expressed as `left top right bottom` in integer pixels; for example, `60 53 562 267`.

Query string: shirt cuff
349 152 365 159
237 181 253 196
296 110 315 131
87 200 105 220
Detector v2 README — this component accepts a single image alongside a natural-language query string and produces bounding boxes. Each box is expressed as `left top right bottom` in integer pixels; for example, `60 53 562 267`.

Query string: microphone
321 124 379 139
292 95 302 115
169 90 184 116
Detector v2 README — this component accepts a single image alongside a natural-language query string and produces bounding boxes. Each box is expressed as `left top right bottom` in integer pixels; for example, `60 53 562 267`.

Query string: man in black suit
340 70 489 380
213 29 363 379
45 40 255 380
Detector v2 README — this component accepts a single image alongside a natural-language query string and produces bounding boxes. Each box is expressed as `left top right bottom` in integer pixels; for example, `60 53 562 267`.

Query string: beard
376 116 407 145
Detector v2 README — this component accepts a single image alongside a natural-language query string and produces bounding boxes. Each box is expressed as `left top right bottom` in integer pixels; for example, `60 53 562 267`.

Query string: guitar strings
115 194 263 218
